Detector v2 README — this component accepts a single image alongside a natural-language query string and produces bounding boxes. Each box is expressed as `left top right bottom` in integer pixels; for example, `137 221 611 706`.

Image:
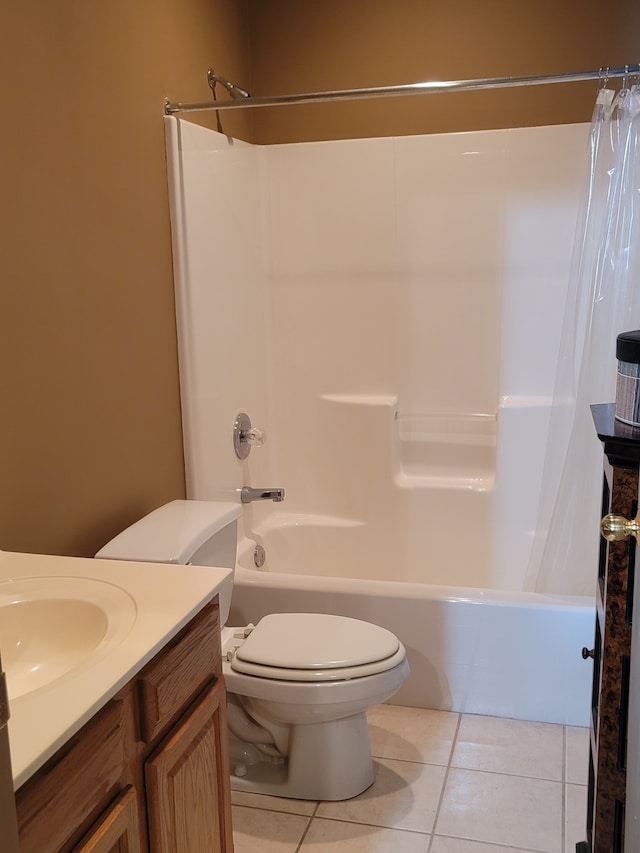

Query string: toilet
96 500 409 800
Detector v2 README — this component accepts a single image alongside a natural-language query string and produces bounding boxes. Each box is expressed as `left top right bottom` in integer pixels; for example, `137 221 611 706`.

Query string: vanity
0 550 234 852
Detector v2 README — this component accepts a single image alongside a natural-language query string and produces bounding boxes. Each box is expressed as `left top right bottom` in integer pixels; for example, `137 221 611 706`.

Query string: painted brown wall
0 1 252 556
247 0 640 143
1 1 636 557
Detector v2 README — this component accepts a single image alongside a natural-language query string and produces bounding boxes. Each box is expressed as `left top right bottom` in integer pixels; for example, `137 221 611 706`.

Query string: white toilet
96 499 409 800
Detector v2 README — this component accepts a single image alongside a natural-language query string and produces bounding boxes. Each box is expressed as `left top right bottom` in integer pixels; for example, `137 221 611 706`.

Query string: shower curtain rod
164 64 640 115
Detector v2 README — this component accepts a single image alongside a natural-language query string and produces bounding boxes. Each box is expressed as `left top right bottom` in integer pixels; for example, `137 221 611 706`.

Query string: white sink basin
0 550 231 788
0 576 137 699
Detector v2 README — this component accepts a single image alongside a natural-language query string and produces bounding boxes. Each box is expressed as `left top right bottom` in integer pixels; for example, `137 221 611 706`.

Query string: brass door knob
601 512 640 542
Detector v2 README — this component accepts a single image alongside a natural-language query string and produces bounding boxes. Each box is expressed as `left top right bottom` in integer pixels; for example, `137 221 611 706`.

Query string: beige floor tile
368 703 459 764
565 783 588 853
300 817 430 851
317 757 447 833
231 788 317 815
565 726 590 785
431 837 538 852
452 714 564 780
435 767 562 852
232 805 310 853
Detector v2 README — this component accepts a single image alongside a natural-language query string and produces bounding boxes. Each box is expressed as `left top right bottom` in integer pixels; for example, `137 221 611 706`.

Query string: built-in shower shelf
395 412 496 490
395 470 495 490
320 393 398 407
319 395 496 492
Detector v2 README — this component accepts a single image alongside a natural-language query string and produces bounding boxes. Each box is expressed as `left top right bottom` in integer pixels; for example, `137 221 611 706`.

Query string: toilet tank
95 500 242 622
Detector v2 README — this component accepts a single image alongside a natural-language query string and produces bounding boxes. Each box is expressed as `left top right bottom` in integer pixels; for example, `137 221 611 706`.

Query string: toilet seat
230 613 405 682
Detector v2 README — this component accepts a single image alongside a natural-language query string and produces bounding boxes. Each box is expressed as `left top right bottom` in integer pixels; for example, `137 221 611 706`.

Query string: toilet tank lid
95 500 242 564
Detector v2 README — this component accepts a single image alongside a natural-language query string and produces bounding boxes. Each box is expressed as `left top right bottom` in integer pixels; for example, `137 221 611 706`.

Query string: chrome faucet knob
233 413 265 459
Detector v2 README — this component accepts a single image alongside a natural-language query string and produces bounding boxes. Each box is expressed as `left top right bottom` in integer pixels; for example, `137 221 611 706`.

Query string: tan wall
0 1 252 556
1 0 636 557
247 0 640 143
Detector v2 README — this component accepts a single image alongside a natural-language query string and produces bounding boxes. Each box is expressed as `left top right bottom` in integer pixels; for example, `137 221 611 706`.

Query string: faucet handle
233 413 265 459
244 428 266 447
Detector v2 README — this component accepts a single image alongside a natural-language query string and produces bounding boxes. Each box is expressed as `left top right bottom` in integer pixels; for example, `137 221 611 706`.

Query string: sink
0 576 137 700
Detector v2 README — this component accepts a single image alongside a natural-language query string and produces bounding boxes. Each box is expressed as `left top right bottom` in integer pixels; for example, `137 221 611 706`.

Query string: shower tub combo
165 118 595 729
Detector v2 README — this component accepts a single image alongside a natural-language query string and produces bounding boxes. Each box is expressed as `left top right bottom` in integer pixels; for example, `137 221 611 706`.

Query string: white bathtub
229 520 594 727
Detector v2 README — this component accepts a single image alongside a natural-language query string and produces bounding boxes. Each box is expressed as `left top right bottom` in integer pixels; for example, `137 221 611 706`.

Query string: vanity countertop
0 550 232 789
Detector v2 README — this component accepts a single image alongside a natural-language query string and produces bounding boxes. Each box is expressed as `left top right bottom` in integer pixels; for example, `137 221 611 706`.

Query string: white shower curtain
528 82 640 596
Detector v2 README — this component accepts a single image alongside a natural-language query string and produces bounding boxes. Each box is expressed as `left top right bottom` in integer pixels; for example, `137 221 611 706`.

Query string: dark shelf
592 403 640 467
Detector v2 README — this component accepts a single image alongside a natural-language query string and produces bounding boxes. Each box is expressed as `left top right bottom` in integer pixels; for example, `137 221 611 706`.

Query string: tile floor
231 704 589 853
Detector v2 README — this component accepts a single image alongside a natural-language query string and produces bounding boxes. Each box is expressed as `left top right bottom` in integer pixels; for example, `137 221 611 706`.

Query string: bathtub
229 517 594 727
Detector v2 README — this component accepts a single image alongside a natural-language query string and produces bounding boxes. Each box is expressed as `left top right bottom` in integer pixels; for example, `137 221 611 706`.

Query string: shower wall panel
168 119 590 586
500 123 589 398
165 119 274 502
264 123 588 521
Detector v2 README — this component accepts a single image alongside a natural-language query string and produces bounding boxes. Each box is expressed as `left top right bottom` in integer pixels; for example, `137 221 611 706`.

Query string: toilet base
229 711 374 800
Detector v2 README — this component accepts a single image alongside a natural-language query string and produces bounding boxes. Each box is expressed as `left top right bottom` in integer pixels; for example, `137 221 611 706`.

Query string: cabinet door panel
145 680 233 853
73 787 141 853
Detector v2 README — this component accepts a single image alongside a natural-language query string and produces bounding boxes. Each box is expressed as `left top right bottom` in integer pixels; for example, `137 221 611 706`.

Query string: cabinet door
145 679 233 853
73 787 141 853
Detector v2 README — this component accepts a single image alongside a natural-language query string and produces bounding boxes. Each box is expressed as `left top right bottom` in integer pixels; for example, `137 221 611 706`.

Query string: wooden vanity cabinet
15 688 139 852
139 601 233 853
15 598 234 853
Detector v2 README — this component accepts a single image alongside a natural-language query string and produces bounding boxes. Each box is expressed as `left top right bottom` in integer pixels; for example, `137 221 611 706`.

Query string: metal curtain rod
165 64 640 115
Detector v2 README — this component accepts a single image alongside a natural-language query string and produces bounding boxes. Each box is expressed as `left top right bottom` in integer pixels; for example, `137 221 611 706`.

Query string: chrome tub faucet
240 486 285 504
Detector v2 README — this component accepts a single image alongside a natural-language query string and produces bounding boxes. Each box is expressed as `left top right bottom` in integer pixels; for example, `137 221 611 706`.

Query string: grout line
293 812 315 852
561 725 567 853
369 755 453 768
371 750 571 782
231 799 319 818
447 712 463 765
426 712 463 853
439 764 566 783
430 832 544 851
301 812 436 833
372 755 567 784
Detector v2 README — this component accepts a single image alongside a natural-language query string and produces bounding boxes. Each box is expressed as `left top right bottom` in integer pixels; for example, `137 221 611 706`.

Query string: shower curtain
528 82 640 596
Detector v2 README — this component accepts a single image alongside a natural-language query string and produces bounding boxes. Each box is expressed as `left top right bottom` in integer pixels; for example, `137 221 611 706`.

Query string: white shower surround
165 117 594 724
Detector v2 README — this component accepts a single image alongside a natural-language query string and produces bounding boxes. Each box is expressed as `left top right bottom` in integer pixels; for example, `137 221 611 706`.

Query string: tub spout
241 486 285 503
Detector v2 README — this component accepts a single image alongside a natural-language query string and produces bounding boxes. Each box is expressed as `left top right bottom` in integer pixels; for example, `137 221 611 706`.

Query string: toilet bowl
96 500 409 800
222 612 409 799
